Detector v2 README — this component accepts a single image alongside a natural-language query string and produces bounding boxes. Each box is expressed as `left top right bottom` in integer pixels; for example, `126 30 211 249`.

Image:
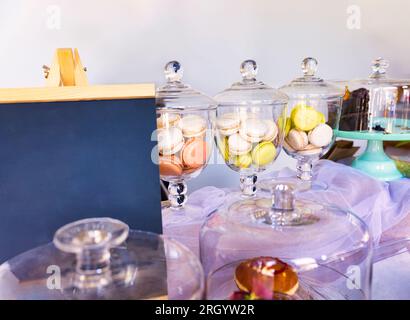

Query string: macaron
262 120 279 142
291 104 321 132
233 153 252 169
157 113 180 129
228 133 252 156
317 111 326 124
181 138 208 169
286 129 308 151
298 144 322 156
216 114 241 136
283 139 296 153
239 118 268 143
217 136 230 161
179 114 207 138
252 141 276 167
159 155 183 177
308 123 333 147
157 127 184 156
278 116 292 136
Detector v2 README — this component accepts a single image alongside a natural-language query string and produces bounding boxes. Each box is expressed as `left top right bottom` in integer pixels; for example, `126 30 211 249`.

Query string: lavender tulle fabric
163 160 410 257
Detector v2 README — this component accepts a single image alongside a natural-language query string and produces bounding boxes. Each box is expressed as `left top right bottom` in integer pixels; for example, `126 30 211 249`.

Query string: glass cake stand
0 218 204 300
335 120 410 181
335 58 410 181
200 183 373 300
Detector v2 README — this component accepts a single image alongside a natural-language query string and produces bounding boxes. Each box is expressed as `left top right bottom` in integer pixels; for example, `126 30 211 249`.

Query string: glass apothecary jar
200 184 372 300
278 57 344 190
214 60 288 198
0 218 204 300
156 61 216 209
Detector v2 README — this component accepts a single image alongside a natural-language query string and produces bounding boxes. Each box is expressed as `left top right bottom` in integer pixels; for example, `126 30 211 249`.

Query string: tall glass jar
156 61 216 209
214 60 288 198
279 57 344 190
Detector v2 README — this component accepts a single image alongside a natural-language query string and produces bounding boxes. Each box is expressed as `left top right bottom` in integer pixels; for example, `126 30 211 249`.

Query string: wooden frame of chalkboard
0 84 162 262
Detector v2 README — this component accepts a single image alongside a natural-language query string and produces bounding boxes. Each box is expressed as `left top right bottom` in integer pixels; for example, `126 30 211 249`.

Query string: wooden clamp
43 48 88 87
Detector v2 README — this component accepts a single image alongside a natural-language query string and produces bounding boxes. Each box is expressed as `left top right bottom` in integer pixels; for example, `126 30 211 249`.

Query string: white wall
0 0 409 190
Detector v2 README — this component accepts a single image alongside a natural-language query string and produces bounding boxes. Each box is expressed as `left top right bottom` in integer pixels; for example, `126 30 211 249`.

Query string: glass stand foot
352 140 403 181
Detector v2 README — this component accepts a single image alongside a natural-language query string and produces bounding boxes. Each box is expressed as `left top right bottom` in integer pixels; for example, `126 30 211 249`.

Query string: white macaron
298 144 323 156
262 120 279 141
228 133 252 156
179 114 207 138
157 113 180 129
217 113 241 136
239 118 268 143
286 129 309 151
308 123 333 147
157 127 185 156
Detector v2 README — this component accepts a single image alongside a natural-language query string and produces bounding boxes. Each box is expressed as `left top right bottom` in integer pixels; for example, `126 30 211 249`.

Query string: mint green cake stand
335 124 410 181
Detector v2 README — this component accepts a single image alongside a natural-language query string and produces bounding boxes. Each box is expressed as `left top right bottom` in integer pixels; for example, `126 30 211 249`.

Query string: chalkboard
0 85 162 262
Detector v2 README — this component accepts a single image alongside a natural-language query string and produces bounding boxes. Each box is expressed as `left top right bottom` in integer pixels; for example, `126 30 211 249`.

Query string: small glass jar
156 61 216 209
279 57 344 190
0 218 204 299
214 60 288 198
200 183 372 300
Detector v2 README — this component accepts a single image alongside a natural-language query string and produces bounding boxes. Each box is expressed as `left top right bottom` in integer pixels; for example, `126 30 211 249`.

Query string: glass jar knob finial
240 59 258 80
54 218 129 290
301 57 318 76
371 57 389 77
165 60 183 82
272 183 295 211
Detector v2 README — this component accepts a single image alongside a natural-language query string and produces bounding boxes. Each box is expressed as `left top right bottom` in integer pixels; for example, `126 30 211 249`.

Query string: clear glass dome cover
0 218 204 300
156 60 216 110
337 57 410 134
280 57 345 98
214 60 288 106
201 184 373 300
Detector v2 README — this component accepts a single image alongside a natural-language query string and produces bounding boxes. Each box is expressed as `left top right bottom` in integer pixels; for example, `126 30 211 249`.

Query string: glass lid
0 218 204 300
280 57 345 99
345 57 410 88
214 60 288 106
204 183 371 266
156 60 216 110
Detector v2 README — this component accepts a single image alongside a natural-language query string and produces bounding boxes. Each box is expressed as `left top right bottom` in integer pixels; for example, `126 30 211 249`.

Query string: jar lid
156 61 216 111
208 183 371 263
0 218 204 300
280 57 345 99
214 60 288 106
343 57 410 88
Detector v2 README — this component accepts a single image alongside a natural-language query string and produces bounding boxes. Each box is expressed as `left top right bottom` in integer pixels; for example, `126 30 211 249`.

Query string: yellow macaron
233 153 252 169
290 104 321 132
252 141 276 167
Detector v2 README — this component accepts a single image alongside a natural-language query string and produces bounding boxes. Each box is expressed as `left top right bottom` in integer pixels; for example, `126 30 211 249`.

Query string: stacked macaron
216 113 278 170
157 113 209 178
283 104 333 157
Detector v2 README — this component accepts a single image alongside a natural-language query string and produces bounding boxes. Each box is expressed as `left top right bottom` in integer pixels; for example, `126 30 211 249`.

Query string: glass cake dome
200 184 373 300
338 57 410 134
0 218 204 300
335 57 410 181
